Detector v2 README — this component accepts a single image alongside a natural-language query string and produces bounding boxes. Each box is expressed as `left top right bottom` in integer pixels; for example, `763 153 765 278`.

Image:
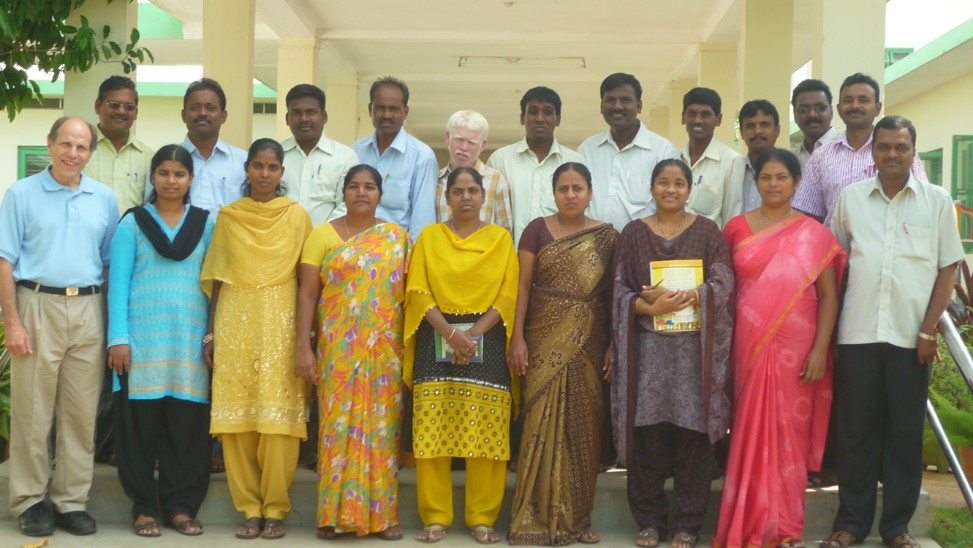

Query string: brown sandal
579 528 600 544
820 530 856 547
261 518 285 540
672 531 698 548
889 532 920 548
133 514 161 537
635 528 660 547
235 517 264 540
168 513 203 536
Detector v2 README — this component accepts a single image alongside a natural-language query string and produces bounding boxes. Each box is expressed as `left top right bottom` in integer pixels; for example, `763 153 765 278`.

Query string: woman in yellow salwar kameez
405 167 519 545
201 139 311 540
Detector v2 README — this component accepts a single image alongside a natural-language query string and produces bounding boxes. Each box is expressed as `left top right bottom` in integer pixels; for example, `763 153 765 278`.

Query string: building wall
0 97 277 203
886 70 973 196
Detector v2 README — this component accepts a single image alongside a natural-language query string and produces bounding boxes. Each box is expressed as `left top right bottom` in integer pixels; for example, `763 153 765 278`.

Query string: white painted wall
0 96 278 204
886 70 973 196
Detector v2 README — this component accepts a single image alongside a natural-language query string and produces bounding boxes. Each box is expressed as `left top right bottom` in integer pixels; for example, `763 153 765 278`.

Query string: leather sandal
820 530 856 547
890 532 921 548
416 523 448 543
635 527 661 547
235 517 264 540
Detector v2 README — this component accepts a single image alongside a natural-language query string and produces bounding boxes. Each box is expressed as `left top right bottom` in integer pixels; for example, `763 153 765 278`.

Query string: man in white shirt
680 87 745 226
281 84 359 227
488 87 584 245
579 73 680 232
791 79 838 168
738 100 781 212
436 110 511 231
824 116 964 548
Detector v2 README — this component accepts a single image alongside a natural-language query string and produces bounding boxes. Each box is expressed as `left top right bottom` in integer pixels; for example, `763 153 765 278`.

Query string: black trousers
627 423 715 537
114 387 212 520
833 343 930 542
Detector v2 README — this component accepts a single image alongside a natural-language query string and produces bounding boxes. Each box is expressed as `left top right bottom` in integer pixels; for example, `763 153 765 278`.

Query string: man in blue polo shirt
0 117 119 537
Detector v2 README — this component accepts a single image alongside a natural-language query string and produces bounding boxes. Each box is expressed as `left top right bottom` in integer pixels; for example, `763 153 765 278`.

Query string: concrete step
0 461 933 541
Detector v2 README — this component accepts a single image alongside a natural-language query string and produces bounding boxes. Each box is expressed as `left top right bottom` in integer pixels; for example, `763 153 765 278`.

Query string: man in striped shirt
793 73 926 226
436 110 512 233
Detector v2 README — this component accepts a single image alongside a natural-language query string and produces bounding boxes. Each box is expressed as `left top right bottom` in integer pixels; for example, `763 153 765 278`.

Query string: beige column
668 80 696 148
202 0 255 149
699 44 739 149
64 0 136 122
358 86 375 141
811 0 886 133
324 78 360 144
738 0 794 129
649 107 670 140
274 38 318 141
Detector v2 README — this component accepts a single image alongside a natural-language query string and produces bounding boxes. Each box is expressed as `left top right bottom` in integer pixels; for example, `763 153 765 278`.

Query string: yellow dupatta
403 223 519 389
200 197 312 296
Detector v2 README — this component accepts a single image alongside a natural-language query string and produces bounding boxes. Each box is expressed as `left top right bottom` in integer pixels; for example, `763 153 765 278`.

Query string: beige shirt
487 138 584 245
681 138 746 227
436 160 511 233
85 126 153 214
281 133 359 227
792 126 838 168
831 175 964 348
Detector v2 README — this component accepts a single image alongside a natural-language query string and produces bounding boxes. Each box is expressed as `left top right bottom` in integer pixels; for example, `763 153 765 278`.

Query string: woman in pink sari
713 149 846 548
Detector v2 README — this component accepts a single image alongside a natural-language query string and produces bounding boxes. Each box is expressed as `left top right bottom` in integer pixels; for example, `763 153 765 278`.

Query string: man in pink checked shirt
792 73 926 227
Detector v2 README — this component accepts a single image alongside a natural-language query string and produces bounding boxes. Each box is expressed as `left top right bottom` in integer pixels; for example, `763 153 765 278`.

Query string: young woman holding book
404 167 519 544
612 159 734 548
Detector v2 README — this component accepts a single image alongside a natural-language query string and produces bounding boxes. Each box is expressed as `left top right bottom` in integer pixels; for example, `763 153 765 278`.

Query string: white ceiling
148 0 815 149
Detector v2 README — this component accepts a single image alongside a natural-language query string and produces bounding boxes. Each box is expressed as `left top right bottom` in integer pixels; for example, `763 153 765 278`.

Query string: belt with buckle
17 280 100 296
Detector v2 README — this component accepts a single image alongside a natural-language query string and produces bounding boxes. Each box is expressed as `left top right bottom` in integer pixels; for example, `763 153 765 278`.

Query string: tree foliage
0 0 153 121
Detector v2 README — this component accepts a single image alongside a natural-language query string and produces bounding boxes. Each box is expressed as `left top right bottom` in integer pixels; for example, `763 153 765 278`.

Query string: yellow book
649 259 703 332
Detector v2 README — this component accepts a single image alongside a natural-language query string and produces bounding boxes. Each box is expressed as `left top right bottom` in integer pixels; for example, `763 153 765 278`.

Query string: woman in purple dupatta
612 159 734 548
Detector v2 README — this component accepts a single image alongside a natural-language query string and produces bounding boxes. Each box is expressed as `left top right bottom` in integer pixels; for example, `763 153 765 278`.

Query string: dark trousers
833 343 930 542
114 388 212 520
627 423 715 537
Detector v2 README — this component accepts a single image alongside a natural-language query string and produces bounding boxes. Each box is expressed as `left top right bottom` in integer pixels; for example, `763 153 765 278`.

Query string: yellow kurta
201 197 312 438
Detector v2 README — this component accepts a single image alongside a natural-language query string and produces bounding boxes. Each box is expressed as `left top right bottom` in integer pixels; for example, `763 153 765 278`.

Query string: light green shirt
831 175 965 348
85 126 153 214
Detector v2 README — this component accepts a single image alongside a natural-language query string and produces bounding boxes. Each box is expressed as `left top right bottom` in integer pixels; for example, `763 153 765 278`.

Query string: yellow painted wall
886 70 973 196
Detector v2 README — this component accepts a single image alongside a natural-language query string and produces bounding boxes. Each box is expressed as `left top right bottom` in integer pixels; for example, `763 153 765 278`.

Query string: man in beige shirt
85 75 154 214
825 116 964 548
680 87 745 227
436 110 511 232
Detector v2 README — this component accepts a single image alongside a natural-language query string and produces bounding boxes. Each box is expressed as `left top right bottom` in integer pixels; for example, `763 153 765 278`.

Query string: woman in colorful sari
295 164 410 541
200 138 312 540
612 159 733 548
405 167 519 545
713 148 845 548
108 145 214 537
507 162 618 546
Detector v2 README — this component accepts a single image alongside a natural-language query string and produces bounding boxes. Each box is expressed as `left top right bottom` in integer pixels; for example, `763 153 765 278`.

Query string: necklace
654 212 687 239
342 216 376 239
555 213 587 239
448 219 482 238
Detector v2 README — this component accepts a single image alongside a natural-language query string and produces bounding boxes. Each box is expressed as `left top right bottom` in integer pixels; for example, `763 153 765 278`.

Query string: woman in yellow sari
405 167 519 544
507 162 618 545
200 138 311 540
295 164 410 540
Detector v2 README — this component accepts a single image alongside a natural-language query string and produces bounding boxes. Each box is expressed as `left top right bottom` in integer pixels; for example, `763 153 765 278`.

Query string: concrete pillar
324 78 359 144
698 44 739 149
668 80 696 148
202 0 255 149
64 0 136 122
738 0 794 130
649 107 670 141
811 0 886 133
358 84 374 140
274 37 318 141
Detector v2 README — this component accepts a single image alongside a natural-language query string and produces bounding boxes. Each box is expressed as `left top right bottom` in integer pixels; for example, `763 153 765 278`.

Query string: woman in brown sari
507 162 618 546
612 159 733 548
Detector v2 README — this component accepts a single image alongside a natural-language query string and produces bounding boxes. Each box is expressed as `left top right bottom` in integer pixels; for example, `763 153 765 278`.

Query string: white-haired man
436 110 511 232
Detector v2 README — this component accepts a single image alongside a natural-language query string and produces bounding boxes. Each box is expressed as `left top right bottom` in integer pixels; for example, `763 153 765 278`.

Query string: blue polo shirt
180 136 246 215
352 129 438 238
0 167 118 286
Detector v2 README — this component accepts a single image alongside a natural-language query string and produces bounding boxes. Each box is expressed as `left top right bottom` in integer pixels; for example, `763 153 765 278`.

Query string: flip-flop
636 528 660 547
261 518 285 540
470 524 500 544
167 514 203 536
820 530 856 548
416 523 448 543
235 517 264 540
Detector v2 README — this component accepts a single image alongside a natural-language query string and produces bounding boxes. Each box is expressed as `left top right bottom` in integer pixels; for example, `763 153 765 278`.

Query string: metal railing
929 313 973 513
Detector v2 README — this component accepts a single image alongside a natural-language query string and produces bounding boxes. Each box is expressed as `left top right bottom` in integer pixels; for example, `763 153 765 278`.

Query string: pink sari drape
713 215 847 548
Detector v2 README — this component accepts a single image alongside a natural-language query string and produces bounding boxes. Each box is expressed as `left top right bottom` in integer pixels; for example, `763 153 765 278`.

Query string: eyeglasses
105 101 137 112
795 104 830 115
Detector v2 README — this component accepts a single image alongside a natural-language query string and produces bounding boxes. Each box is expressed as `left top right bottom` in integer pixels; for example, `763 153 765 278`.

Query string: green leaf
110 41 121 55
130 27 139 42
0 9 16 39
102 24 110 40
